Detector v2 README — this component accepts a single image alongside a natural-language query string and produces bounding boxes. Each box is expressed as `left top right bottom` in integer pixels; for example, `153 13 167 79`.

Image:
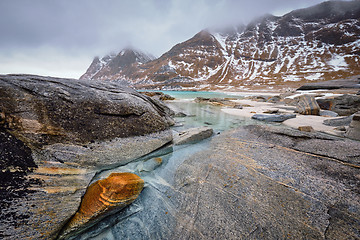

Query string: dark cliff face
0 127 41 239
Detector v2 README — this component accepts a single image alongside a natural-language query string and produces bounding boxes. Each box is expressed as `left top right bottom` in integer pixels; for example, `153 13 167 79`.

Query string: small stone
233 104 243 109
263 109 279 114
335 126 346 131
267 96 281 103
174 112 187 117
298 126 315 132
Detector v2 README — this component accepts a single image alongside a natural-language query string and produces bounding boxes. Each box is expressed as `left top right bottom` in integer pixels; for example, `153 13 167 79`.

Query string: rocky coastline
1 74 359 239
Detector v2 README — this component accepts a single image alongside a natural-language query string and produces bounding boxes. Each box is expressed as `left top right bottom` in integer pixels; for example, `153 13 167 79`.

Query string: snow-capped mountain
81 1 360 90
80 49 155 83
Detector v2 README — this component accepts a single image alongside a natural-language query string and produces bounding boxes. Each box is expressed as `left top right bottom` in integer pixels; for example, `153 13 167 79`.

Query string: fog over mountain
0 0 352 78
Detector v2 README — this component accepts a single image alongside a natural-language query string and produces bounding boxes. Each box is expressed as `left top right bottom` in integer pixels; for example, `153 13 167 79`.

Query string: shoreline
221 100 343 136
168 94 347 137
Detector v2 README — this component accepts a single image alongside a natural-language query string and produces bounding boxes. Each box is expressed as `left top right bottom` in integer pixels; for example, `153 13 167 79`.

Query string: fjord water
75 91 263 240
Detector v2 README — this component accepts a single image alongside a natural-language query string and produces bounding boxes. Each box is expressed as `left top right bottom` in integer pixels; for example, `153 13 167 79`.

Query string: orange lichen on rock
58 172 144 239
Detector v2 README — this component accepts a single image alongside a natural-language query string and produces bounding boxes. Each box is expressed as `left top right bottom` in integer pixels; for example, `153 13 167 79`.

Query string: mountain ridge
80 0 360 90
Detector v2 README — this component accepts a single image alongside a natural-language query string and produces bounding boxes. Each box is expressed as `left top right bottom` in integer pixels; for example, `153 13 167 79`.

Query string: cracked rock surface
172 125 360 239
95 125 360 240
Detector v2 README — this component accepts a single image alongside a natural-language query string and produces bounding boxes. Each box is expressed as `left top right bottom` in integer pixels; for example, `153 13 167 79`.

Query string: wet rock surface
75 125 360 239
0 74 173 239
58 173 144 240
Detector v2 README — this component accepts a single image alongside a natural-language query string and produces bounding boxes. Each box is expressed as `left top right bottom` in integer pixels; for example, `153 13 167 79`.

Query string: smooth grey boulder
252 113 296 122
319 110 339 117
323 114 354 126
0 74 173 147
173 126 213 145
0 74 174 240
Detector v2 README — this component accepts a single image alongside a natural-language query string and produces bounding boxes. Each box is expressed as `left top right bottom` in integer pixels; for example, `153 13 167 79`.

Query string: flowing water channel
74 91 270 240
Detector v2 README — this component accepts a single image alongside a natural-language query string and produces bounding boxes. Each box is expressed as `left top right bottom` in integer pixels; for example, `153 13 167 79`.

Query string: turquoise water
139 90 245 100
77 91 269 240
168 101 260 133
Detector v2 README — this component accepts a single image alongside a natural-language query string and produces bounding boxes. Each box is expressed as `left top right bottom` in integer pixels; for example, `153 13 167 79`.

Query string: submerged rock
296 95 320 115
58 173 144 239
252 113 296 122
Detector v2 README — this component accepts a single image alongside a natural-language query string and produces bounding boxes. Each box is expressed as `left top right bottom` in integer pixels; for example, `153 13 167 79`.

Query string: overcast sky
0 0 338 78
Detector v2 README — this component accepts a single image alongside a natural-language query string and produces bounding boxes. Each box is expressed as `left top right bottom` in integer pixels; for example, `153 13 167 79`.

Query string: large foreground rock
0 74 173 147
76 125 360 239
0 74 173 239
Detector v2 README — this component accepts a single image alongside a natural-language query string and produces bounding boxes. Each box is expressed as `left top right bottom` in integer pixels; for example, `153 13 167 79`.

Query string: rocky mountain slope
80 49 155 85
81 1 360 90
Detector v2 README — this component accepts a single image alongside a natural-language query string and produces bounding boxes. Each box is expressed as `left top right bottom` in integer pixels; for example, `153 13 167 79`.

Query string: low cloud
0 0 334 78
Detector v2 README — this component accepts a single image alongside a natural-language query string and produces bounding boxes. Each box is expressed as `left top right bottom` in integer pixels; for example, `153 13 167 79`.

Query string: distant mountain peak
79 48 155 81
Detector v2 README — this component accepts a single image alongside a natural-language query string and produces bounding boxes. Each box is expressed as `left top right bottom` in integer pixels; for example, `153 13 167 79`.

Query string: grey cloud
0 0 342 78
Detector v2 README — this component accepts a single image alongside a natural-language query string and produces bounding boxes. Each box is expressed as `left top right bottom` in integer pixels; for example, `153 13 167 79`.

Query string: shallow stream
74 91 269 240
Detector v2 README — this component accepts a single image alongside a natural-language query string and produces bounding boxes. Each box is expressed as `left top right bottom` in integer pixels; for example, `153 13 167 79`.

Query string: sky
0 0 339 78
